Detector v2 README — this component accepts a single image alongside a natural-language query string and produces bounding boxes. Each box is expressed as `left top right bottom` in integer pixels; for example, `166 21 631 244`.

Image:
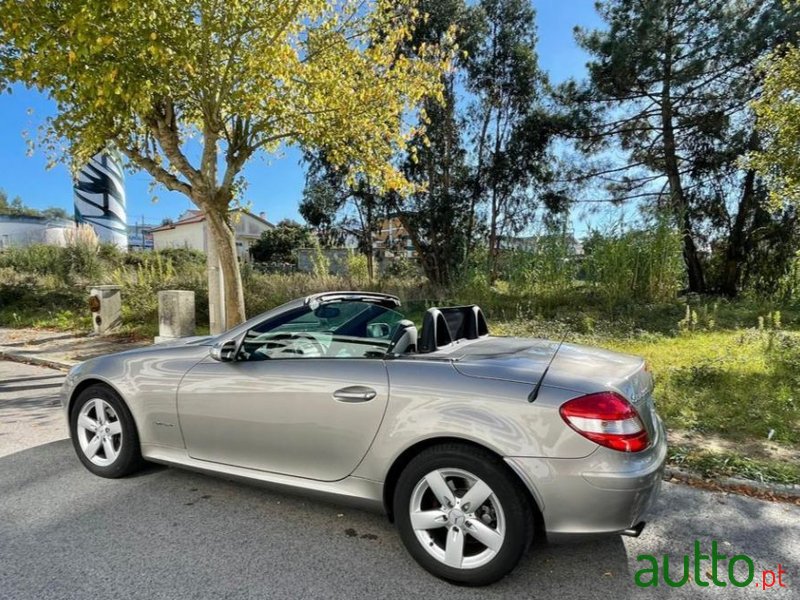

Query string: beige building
149 209 273 262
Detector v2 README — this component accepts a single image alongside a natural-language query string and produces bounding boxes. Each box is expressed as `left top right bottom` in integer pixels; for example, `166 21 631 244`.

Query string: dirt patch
669 428 800 463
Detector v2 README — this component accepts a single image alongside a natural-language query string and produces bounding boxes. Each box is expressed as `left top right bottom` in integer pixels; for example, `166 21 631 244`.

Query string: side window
238 301 405 361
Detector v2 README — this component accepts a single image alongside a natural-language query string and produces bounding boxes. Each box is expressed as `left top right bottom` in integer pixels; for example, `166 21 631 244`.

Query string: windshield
238 300 406 360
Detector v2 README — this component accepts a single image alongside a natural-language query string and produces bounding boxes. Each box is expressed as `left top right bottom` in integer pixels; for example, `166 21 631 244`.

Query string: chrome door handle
333 386 377 402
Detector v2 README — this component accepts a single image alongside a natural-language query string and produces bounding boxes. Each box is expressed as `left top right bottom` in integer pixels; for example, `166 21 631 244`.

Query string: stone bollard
88 285 122 335
155 290 196 343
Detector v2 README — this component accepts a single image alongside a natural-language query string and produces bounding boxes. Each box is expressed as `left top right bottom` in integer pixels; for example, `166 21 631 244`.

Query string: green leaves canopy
0 0 452 201
753 1 800 206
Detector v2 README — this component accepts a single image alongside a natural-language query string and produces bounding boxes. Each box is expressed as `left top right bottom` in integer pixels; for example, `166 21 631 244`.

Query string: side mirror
210 339 238 362
367 322 391 338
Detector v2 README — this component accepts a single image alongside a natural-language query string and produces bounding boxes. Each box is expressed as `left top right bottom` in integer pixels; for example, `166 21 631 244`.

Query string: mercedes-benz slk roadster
61 291 666 585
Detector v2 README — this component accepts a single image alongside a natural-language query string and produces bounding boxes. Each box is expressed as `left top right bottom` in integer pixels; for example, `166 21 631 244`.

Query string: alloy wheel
409 468 506 570
76 398 123 467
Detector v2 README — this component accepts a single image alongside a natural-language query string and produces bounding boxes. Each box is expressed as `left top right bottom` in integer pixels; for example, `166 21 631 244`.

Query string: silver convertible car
61 291 666 585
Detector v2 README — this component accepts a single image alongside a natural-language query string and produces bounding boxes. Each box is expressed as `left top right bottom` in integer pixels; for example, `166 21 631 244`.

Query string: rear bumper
506 415 667 536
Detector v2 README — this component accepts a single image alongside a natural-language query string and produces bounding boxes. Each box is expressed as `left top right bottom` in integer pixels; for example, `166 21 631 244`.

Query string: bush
380 256 419 280
0 244 65 278
345 251 370 286
584 214 683 308
250 220 313 263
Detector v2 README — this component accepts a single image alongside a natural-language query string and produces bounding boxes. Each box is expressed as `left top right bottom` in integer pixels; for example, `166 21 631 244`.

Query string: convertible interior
237 302 490 361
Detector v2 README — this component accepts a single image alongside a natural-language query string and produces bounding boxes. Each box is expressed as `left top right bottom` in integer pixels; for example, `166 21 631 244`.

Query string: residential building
149 209 273 262
0 214 75 249
373 216 415 259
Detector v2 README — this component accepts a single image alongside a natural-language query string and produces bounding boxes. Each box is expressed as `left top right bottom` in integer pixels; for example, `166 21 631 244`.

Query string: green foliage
298 175 347 248
0 246 208 337
0 0 451 192
0 244 64 277
381 256 420 281
0 241 111 284
0 0 454 326
250 220 313 264
505 227 578 300
752 2 800 206
606 329 800 446
344 251 370 287
309 236 330 280
584 215 683 308
112 251 208 337
565 0 800 295
774 252 800 300
466 0 560 275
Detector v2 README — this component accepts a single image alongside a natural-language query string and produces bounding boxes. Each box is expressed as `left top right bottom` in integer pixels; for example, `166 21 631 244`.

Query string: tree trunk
680 212 706 294
206 229 225 335
488 191 499 282
721 169 757 297
660 19 705 293
204 209 246 330
487 124 503 282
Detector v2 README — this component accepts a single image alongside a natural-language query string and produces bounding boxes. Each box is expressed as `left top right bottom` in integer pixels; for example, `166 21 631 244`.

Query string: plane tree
0 0 451 330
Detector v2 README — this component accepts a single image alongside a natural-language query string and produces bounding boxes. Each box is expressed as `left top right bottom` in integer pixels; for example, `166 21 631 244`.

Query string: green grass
0 306 91 331
603 330 800 446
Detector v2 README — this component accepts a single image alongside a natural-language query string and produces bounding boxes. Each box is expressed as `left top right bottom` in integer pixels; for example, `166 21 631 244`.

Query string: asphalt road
0 361 798 599
0 361 66 457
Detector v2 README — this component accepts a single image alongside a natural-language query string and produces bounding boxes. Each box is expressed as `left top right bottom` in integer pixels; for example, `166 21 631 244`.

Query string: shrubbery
0 220 794 338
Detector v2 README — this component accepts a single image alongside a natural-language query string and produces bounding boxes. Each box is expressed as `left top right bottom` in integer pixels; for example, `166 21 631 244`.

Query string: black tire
69 384 145 478
393 443 534 586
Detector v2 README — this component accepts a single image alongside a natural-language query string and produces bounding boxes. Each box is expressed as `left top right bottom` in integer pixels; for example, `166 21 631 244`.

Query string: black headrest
419 305 488 353
387 319 417 354
389 319 415 343
419 309 451 353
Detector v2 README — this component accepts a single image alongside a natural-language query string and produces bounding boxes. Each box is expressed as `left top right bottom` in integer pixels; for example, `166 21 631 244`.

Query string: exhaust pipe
621 521 646 537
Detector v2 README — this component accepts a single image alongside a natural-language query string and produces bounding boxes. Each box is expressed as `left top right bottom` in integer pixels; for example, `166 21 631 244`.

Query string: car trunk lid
450 337 658 440
449 337 561 385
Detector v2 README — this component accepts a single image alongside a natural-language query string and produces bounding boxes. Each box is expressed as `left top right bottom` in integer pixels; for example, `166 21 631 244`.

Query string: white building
0 215 75 249
149 209 273 262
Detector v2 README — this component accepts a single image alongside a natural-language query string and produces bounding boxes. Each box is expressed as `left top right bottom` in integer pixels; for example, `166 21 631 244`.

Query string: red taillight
559 391 649 452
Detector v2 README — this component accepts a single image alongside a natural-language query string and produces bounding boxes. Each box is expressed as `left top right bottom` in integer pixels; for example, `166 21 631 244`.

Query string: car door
175 300 399 482
177 357 389 481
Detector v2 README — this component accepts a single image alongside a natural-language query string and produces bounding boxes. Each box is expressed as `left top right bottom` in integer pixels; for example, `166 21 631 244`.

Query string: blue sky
0 0 605 228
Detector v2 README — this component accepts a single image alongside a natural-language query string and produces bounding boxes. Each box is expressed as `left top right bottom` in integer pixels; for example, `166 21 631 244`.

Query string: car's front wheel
69 384 144 478
393 443 534 585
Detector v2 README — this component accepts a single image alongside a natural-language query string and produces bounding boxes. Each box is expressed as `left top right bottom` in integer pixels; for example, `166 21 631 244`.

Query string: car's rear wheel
393 443 533 586
69 384 144 478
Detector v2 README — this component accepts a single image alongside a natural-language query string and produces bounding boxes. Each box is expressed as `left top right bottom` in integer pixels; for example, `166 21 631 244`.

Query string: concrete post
88 285 122 335
155 290 196 343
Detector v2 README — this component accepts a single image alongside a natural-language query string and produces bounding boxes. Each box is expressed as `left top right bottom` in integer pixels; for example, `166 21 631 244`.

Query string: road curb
665 466 800 501
0 348 75 371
